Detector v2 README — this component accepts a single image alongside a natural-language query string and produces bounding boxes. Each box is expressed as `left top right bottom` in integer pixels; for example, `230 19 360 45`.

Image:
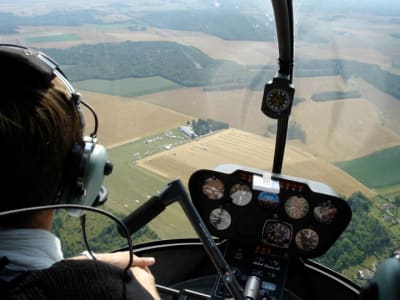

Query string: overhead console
188 164 351 259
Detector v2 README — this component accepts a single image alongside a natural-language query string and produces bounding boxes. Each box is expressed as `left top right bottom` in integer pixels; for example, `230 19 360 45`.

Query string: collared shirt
0 228 63 281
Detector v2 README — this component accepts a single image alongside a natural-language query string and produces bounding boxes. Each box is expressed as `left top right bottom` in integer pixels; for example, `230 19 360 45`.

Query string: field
292 91 400 162
74 76 181 97
336 145 400 189
137 128 374 198
135 77 400 162
2 5 399 166
103 129 195 239
376 184 400 201
25 33 80 43
78 91 193 147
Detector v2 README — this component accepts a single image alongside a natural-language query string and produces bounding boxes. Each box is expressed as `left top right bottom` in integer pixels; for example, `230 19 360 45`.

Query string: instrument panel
188 167 352 258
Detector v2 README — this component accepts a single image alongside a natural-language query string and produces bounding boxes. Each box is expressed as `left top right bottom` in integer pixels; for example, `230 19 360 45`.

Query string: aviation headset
0 44 113 217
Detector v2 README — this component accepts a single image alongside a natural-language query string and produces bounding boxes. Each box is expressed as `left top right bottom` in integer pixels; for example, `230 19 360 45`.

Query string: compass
261 77 295 119
265 88 291 113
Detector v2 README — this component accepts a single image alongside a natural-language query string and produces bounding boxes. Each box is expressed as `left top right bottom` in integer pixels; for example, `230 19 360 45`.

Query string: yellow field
80 91 193 147
137 128 375 198
135 87 270 135
135 77 400 162
291 79 400 161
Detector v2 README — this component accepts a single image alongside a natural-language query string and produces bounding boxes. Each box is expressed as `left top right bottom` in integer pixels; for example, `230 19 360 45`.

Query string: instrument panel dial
284 195 309 219
314 200 338 224
295 229 319 251
262 221 292 249
209 208 232 230
230 183 252 206
202 177 224 200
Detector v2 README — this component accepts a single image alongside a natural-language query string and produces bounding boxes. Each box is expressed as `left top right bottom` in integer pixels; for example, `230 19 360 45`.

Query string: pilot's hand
98 252 159 299
95 251 156 269
131 265 160 300
74 251 160 299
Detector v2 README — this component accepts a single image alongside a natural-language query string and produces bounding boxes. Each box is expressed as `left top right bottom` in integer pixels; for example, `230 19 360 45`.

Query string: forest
52 210 159 257
311 90 361 102
266 121 306 143
190 118 229 136
45 41 247 87
318 192 393 272
136 10 275 41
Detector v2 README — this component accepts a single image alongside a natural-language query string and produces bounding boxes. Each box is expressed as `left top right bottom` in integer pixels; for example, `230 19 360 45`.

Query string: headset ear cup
58 143 84 205
67 138 110 217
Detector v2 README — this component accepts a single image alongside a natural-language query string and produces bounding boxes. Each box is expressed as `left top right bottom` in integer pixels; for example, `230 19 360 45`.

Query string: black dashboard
188 165 352 259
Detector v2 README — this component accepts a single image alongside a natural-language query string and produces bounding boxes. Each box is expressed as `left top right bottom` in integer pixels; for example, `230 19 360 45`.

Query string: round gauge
295 229 319 251
314 200 338 224
209 208 231 230
262 221 292 248
202 177 224 200
230 183 252 206
265 88 291 112
285 195 309 219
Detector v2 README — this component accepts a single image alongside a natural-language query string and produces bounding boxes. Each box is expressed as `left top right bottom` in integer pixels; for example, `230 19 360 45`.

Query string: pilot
0 45 160 299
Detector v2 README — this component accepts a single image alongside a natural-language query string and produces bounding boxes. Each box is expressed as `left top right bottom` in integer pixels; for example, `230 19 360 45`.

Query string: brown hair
0 77 82 224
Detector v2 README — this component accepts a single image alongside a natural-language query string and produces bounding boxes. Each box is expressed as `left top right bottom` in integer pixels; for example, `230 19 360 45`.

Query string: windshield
1 0 399 286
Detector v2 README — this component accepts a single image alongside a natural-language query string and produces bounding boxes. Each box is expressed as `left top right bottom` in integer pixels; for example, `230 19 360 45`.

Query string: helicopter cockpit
0 0 399 299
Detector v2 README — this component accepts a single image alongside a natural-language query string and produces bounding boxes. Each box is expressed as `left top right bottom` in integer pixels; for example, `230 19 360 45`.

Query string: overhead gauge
261 77 295 119
295 229 319 251
265 89 290 113
230 183 252 206
314 200 338 224
209 208 231 230
285 195 309 219
202 177 224 200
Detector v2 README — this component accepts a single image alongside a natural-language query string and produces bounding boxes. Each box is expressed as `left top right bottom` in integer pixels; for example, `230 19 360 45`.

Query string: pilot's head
0 45 109 228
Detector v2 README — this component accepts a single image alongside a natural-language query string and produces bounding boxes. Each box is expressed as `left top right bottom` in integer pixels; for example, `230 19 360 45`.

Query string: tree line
190 118 229 136
41 42 400 102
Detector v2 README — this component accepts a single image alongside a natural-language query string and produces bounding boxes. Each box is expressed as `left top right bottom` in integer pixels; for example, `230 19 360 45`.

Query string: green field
104 127 190 210
103 127 195 239
73 76 181 97
25 34 80 43
336 145 400 188
375 184 400 201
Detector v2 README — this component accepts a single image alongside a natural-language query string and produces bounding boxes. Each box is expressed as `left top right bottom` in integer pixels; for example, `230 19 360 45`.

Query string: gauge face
230 183 252 206
265 88 290 112
295 229 319 251
285 195 309 219
209 208 231 230
262 221 292 248
314 200 338 224
202 177 224 200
